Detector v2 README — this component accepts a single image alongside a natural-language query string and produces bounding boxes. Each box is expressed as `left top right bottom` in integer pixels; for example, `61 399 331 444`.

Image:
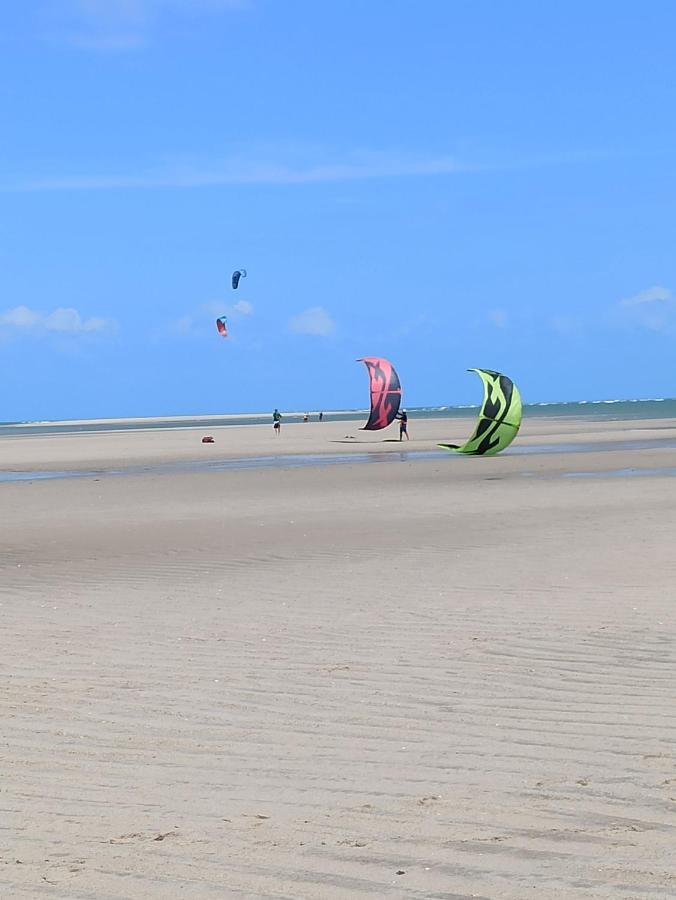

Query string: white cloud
62 31 147 50
160 315 205 340
0 305 41 328
232 299 253 316
202 302 227 317
201 299 254 318
488 309 508 328
618 285 675 332
168 299 253 339
45 307 106 332
2 140 628 195
172 315 196 336
620 285 672 307
289 306 335 337
43 0 246 51
0 305 114 334
550 314 583 337
4 152 463 193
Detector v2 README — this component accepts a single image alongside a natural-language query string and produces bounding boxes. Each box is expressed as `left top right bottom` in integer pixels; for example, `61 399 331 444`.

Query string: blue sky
2 0 676 420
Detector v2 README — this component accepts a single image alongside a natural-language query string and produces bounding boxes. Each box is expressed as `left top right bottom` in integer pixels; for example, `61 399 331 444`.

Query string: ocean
1 398 675 438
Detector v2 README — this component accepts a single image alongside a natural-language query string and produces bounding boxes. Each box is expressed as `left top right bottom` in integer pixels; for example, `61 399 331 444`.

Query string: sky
2 0 676 420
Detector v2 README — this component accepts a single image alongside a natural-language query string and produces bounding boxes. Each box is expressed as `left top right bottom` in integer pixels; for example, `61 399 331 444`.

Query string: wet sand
1 418 676 898
2 414 676 472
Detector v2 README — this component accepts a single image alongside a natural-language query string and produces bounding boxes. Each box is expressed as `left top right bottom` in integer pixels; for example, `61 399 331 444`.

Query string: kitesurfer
273 408 282 435
396 409 409 441
319 412 324 422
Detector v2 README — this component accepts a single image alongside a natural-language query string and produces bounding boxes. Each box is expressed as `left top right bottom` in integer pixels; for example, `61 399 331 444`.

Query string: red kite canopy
357 357 402 430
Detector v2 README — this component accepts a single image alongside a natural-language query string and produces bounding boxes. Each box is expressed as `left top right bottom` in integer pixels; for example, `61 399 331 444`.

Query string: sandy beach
2 416 676 898
3 414 676 472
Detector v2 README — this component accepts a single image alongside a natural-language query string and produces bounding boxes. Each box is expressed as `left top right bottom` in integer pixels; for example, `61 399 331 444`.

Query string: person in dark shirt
272 408 282 435
396 409 409 441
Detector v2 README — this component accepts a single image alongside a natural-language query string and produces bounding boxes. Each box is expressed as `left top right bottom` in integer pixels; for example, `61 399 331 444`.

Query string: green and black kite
439 368 522 456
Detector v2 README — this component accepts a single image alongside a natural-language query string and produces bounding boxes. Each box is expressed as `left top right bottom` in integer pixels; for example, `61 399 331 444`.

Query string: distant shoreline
1 397 675 438
0 410 358 428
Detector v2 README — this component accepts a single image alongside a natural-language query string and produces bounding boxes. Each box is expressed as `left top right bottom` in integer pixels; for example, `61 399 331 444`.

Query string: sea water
1 398 675 438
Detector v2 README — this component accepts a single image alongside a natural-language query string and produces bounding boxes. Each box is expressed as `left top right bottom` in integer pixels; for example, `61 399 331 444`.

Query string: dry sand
1 417 676 898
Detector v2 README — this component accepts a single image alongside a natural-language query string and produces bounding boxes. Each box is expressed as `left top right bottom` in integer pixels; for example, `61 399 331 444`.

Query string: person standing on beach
396 409 409 441
318 411 324 422
273 408 282 435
